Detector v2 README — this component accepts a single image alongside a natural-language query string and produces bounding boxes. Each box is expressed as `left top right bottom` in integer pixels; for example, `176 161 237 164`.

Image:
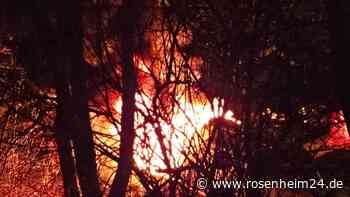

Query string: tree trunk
56 1 102 196
108 1 145 196
55 81 80 197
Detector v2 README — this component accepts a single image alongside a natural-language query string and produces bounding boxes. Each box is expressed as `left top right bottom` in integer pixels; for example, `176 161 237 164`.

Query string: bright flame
104 93 237 175
90 27 240 176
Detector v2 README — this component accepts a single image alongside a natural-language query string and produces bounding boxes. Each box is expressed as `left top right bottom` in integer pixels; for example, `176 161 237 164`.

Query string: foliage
1 0 349 196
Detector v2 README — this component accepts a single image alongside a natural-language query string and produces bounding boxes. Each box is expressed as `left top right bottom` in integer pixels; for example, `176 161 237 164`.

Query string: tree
56 1 102 196
1 0 349 196
2 0 102 196
108 0 146 196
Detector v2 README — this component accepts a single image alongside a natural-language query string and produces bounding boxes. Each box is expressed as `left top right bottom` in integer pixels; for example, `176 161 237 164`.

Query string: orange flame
90 28 239 176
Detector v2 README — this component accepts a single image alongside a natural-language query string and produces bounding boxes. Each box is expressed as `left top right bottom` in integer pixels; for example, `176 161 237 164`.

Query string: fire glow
94 56 239 174
90 29 241 175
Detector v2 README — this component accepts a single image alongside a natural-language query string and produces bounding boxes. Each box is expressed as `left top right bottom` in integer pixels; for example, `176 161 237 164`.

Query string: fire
91 62 238 176
89 28 240 176
94 81 238 175
326 111 350 146
130 95 236 174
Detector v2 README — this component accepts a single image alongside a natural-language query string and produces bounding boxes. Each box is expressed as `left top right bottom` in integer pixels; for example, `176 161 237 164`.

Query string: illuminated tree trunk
108 1 144 196
55 81 79 197
56 1 102 196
